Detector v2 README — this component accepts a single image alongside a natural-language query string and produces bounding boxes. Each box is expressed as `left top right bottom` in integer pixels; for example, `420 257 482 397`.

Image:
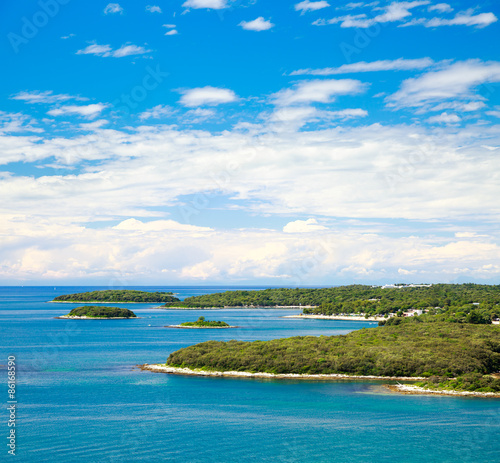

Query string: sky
1 0 500 286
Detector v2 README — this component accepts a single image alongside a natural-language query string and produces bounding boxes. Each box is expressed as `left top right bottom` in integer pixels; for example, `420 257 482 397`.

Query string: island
52 289 180 304
142 320 500 397
167 316 236 329
58 306 137 319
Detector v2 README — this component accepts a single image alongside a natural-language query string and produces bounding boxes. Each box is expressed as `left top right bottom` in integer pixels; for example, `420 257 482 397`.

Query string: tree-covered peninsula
61 306 137 319
53 290 180 303
164 323 500 392
163 284 500 322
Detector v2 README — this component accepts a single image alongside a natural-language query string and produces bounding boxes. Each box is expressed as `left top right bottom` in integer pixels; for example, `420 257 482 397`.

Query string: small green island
52 289 180 304
167 316 235 329
58 306 137 319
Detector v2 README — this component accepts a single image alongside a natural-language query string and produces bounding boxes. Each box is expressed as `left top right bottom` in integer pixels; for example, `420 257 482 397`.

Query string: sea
1 286 499 463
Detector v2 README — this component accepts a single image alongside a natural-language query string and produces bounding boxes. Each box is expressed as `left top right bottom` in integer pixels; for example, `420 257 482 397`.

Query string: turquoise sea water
1 286 499 463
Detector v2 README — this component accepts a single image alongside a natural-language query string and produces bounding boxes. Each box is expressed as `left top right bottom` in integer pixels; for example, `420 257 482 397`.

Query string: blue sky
1 0 500 285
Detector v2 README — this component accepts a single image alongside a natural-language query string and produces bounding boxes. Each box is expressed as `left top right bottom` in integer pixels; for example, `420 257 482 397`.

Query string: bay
1 286 499 462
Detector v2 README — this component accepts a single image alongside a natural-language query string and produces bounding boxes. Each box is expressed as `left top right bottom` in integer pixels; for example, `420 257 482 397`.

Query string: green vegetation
180 316 230 328
65 306 137 318
163 284 500 323
167 323 500 380
54 290 180 303
414 373 500 393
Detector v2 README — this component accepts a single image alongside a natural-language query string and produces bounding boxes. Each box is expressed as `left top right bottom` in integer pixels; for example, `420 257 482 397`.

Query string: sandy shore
386 384 500 398
139 364 425 381
165 325 238 329
284 314 385 322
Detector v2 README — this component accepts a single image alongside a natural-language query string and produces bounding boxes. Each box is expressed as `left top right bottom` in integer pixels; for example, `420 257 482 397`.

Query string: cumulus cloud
182 0 227 9
179 86 238 107
283 218 327 233
76 43 151 58
104 3 123 14
295 1 330 14
272 79 367 106
2 214 500 284
290 58 434 76
165 29 178 36
47 103 108 118
239 17 274 31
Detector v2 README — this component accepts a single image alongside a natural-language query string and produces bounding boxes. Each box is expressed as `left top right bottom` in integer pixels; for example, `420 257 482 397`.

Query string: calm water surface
1 286 499 462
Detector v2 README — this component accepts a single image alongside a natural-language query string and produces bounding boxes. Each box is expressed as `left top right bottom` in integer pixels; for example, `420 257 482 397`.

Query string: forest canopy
167 323 500 380
66 306 137 318
54 290 180 303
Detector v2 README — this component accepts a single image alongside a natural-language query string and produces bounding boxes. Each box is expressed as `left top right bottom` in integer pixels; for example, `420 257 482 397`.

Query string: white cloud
272 79 367 106
2 214 500 283
295 1 330 14
283 218 327 233
486 111 500 118
426 112 461 124
79 119 109 130
239 17 274 31
424 10 497 28
139 105 174 120
323 1 430 28
319 1 496 29
184 108 216 122
76 43 151 58
47 104 108 119
387 60 500 108
114 218 211 233
429 101 485 112
0 112 42 134
11 90 86 104
163 24 176 28
182 0 227 9
291 58 434 76
427 3 452 13
165 29 179 36
104 3 123 14
112 44 152 58
179 87 238 107
61 33 75 39
146 5 162 13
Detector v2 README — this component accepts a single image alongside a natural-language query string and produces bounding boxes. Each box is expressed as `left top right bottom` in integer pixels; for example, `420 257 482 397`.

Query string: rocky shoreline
139 364 426 381
386 384 500 398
